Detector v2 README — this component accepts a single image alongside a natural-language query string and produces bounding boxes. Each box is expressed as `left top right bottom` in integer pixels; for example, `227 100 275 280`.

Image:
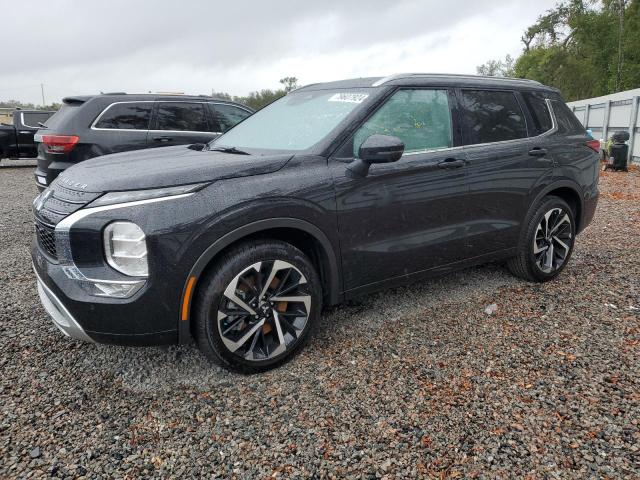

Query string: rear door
150 101 219 147
91 101 153 154
458 89 554 254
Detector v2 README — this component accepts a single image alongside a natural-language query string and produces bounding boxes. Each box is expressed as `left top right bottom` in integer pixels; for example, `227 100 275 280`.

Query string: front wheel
508 196 576 282
193 240 322 373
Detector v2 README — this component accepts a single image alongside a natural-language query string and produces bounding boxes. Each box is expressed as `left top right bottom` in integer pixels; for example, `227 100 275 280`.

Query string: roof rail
371 73 542 87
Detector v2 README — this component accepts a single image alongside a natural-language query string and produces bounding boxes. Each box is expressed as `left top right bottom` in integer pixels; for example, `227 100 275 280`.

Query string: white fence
568 88 640 165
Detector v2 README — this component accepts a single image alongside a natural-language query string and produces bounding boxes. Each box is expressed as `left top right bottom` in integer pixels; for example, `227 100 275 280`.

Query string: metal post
603 100 612 142
584 104 591 131
40 83 45 107
628 96 639 166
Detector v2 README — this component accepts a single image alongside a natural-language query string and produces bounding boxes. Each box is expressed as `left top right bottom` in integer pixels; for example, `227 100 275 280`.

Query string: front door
330 88 471 292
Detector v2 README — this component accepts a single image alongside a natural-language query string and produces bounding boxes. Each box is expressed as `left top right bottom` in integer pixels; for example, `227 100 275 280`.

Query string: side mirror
347 134 404 178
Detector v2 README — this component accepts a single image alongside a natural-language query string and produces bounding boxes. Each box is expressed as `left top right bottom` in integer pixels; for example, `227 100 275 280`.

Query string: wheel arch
531 180 584 232
178 218 342 344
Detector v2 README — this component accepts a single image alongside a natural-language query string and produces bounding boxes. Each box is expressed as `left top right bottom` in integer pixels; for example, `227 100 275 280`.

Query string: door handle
152 136 173 142
529 148 548 157
437 158 465 169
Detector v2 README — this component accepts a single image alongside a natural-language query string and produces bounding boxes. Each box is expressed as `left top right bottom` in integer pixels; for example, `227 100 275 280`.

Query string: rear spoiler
62 96 91 105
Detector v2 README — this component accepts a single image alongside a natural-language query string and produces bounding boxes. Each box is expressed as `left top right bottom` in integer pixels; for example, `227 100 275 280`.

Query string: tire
193 240 322 373
507 196 576 282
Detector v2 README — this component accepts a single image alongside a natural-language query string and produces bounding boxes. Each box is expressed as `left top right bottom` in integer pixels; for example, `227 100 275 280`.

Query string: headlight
103 222 148 277
90 183 208 207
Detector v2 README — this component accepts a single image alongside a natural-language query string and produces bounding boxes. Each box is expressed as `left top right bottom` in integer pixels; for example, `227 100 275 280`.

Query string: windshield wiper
210 146 250 155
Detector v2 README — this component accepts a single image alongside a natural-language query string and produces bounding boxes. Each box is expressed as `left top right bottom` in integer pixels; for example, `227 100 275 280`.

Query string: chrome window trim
90 100 246 133
90 100 154 132
401 146 464 157
21 112 53 129
395 99 558 156
459 97 558 150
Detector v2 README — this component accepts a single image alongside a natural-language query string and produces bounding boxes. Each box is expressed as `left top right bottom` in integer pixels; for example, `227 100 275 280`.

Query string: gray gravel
1 167 639 478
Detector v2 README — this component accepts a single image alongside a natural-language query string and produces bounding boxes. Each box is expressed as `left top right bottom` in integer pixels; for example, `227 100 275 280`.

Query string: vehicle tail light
586 139 600 153
41 135 79 154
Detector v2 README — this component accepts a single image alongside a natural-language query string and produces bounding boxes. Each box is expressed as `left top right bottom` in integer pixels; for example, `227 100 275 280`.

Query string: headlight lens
90 183 208 207
103 222 148 277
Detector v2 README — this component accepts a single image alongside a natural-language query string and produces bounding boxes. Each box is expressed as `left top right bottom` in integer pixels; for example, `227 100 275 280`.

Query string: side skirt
343 247 517 301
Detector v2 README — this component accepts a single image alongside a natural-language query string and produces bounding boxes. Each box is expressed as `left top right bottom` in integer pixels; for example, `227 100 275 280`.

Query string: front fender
177 216 341 344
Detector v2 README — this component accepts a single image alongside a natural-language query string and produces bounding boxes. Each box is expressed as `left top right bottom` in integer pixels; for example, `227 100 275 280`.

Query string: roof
295 73 555 93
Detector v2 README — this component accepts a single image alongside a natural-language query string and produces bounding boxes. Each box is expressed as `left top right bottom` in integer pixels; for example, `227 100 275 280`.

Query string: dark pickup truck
0 110 55 160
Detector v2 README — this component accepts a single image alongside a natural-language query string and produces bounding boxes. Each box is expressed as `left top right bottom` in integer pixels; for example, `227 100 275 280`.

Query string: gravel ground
1 167 639 479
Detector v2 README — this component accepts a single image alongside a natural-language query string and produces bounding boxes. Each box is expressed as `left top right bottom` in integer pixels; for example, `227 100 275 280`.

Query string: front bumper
34 266 94 343
32 239 179 346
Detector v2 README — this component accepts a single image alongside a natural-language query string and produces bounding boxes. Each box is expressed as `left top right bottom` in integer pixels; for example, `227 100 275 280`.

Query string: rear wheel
194 240 322 372
508 196 576 282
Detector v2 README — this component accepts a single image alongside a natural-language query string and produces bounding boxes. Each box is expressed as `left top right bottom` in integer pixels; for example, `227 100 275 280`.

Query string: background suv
32 74 599 372
33 93 252 189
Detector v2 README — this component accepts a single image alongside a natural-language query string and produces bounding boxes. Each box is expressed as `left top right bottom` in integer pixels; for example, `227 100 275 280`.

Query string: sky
0 0 557 106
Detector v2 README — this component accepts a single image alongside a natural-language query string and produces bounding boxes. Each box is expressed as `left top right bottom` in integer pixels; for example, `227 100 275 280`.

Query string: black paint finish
31 75 599 346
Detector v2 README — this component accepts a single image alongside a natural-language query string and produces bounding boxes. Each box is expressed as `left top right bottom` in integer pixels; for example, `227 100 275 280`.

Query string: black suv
32 74 599 372
33 94 252 190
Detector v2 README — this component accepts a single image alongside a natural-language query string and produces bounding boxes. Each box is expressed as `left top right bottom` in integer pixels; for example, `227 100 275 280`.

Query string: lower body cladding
32 245 179 346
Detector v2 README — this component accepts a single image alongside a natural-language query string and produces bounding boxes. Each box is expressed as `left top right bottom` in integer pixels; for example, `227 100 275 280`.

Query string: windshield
212 89 372 152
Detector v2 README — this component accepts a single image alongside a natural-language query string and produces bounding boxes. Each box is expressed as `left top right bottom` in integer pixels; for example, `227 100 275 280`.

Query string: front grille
35 221 57 258
32 182 102 260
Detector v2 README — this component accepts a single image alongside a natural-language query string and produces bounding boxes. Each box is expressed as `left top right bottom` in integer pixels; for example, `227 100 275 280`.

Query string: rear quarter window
94 102 153 130
522 92 553 136
551 100 586 135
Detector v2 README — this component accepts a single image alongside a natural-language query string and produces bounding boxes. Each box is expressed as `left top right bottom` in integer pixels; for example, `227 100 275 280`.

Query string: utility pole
40 83 46 107
616 0 625 92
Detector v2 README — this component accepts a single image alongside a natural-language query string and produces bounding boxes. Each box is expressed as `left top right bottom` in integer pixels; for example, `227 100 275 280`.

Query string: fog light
62 265 145 299
81 281 145 298
103 222 148 277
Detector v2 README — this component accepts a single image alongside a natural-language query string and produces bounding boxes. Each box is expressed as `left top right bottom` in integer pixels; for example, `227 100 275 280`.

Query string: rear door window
211 104 251 132
522 92 553 136
459 90 528 144
94 102 152 130
353 89 452 156
22 112 54 128
155 102 208 132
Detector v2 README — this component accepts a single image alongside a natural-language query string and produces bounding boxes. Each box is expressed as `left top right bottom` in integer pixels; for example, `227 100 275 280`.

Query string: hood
56 145 293 192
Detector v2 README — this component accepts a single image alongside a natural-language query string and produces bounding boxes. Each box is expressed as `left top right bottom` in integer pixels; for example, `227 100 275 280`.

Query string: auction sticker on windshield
328 93 369 103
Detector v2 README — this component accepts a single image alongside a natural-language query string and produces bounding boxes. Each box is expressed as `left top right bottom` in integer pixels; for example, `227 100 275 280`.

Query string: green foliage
0 99 61 110
511 0 640 100
211 76 299 111
477 55 515 77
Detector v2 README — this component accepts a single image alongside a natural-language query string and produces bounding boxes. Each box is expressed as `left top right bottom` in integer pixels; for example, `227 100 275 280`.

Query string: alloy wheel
216 260 312 361
533 207 573 273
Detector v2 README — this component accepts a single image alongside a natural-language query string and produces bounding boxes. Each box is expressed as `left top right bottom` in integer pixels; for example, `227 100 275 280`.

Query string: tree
279 77 299 93
209 75 299 110
476 55 515 77
512 0 640 100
